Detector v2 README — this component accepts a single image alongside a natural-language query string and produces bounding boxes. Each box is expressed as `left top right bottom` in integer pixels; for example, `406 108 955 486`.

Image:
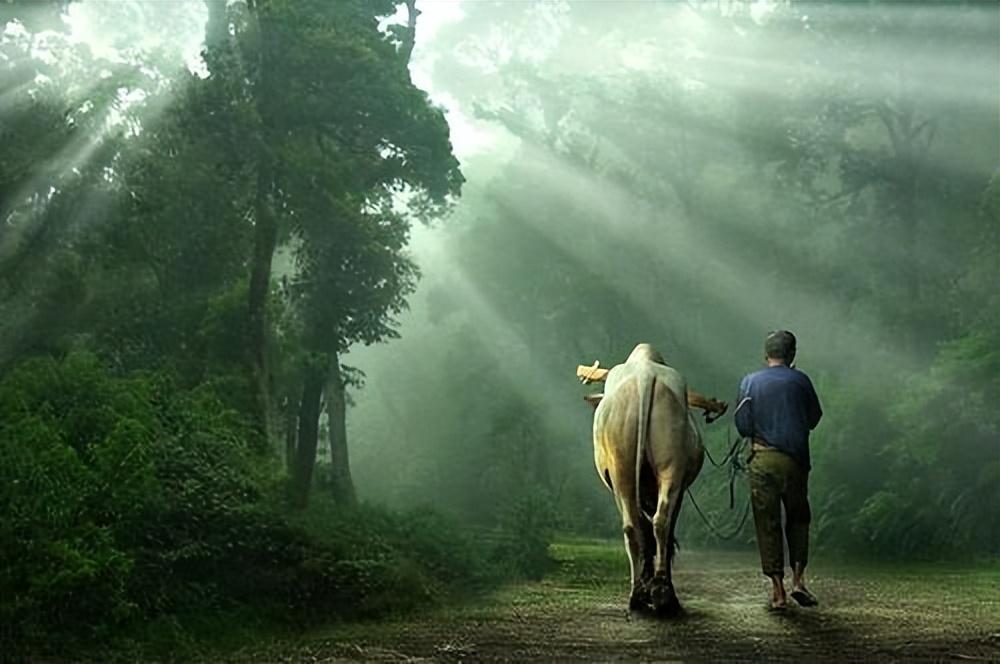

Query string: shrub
490 491 556 580
1 352 507 659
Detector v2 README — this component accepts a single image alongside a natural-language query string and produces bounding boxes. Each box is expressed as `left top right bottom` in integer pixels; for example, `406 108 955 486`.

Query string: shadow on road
622 594 880 661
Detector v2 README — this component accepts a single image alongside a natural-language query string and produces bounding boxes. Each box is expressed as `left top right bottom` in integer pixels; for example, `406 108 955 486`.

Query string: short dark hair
764 330 796 364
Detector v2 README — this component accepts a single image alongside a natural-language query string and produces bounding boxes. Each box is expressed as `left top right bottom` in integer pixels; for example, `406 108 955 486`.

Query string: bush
0 352 504 659
284 502 493 620
0 353 156 645
490 491 556 580
798 332 1000 559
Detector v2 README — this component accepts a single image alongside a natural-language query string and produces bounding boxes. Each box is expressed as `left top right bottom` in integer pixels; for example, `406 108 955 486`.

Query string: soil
226 540 1000 663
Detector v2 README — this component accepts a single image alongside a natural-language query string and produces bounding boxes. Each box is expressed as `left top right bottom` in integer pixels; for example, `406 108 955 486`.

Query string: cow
585 343 724 614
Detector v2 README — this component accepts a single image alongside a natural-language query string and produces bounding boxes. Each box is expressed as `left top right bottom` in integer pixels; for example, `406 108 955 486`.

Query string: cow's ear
584 394 603 409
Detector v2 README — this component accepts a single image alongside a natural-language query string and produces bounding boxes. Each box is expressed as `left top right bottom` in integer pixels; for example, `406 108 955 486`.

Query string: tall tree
285 0 461 508
206 0 460 506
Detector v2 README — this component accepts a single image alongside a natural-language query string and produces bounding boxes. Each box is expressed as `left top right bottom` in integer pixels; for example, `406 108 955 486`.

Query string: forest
1 0 997 661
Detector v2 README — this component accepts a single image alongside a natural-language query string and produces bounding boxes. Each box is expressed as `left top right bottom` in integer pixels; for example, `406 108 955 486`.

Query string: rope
703 422 746 468
686 488 752 541
688 418 753 540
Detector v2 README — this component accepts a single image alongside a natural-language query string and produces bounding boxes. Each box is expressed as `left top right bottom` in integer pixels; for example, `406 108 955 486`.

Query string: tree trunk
283 396 298 473
878 101 933 353
247 1 278 447
400 0 418 63
203 0 228 52
290 362 326 509
248 163 277 446
326 356 357 506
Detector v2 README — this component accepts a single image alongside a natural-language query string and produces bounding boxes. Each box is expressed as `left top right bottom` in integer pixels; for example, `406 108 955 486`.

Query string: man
735 330 822 611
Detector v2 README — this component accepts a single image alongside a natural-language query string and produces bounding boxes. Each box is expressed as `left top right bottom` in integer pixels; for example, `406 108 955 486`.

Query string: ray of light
0 76 42 109
0 82 183 273
531 3 999 114
484 137 931 382
422 236 586 442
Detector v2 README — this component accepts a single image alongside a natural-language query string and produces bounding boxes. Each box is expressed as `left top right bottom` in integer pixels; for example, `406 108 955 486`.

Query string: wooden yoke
577 362 610 384
577 362 728 422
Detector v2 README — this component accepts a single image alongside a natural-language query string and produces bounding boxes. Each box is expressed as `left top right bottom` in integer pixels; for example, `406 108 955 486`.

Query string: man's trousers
748 448 811 577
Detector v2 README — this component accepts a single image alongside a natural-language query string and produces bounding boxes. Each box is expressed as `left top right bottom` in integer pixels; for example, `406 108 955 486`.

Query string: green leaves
249 0 461 355
0 351 506 657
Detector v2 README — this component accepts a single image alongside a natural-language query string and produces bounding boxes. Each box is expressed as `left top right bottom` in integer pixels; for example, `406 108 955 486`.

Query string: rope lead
689 420 752 541
686 488 752 541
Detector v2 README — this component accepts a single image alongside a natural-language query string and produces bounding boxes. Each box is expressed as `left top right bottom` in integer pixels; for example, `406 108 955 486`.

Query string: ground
225 540 999 663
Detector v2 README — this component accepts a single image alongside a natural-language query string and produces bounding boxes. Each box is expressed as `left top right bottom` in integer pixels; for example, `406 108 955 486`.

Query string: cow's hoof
650 579 681 617
655 594 682 617
628 581 652 611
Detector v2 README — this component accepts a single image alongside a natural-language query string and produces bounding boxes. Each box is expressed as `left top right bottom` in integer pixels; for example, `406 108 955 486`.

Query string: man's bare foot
768 574 787 611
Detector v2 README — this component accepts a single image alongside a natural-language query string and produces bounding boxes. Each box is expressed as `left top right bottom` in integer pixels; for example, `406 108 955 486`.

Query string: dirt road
231 540 1000 663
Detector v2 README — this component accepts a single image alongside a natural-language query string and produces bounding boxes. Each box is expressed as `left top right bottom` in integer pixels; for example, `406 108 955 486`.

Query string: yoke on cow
577 361 728 422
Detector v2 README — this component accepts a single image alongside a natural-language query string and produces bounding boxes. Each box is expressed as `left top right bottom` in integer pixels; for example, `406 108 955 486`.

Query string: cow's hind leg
650 477 684 615
638 513 655 589
618 496 650 611
638 460 657 590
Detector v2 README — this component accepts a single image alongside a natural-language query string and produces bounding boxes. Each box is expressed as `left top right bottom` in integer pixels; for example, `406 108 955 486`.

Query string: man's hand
688 390 728 423
703 399 728 424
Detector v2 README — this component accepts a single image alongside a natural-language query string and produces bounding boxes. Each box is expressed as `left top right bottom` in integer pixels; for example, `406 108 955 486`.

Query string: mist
345 0 999 550
2 0 998 660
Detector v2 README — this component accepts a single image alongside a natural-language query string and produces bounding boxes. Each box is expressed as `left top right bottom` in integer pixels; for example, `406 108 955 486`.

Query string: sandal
791 587 819 607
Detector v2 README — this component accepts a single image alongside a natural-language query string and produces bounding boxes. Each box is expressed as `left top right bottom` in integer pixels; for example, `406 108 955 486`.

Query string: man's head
764 330 796 366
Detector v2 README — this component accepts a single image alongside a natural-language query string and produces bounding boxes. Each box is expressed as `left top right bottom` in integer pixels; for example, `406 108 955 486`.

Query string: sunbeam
470 128 935 385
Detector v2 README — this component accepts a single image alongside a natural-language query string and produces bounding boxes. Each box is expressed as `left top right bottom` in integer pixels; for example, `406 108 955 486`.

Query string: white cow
588 343 720 614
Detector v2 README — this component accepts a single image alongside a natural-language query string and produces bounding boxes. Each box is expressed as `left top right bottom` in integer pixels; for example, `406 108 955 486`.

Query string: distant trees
347 0 1000 557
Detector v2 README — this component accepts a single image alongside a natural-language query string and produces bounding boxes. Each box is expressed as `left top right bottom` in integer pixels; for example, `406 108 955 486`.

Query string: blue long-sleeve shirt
735 365 822 469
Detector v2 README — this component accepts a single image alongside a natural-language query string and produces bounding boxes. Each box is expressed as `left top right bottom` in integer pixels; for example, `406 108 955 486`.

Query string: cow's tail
635 368 656 520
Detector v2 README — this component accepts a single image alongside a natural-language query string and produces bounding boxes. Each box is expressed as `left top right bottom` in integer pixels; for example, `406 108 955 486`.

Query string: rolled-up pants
748 448 810 577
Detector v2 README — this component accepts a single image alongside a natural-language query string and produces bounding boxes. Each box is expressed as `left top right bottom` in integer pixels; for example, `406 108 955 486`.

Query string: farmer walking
736 330 823 611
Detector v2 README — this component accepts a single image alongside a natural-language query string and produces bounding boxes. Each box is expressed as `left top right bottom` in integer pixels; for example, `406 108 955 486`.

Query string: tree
281 0 462 508
197 0 462 506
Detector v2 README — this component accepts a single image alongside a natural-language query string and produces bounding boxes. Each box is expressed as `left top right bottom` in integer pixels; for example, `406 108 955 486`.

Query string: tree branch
874 101 903 157
400 0 419 65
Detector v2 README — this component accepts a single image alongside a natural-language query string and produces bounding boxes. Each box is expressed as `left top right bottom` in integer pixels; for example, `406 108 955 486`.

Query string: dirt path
232 540 1000 663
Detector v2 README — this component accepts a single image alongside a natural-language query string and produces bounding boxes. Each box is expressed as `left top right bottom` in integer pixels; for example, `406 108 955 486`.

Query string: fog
336 1 999 550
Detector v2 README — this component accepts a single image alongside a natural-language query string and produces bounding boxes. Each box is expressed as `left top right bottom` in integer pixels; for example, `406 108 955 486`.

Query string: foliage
0 353 515 658
490 491 557 580
850 331 1000 557
249 0 462 357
